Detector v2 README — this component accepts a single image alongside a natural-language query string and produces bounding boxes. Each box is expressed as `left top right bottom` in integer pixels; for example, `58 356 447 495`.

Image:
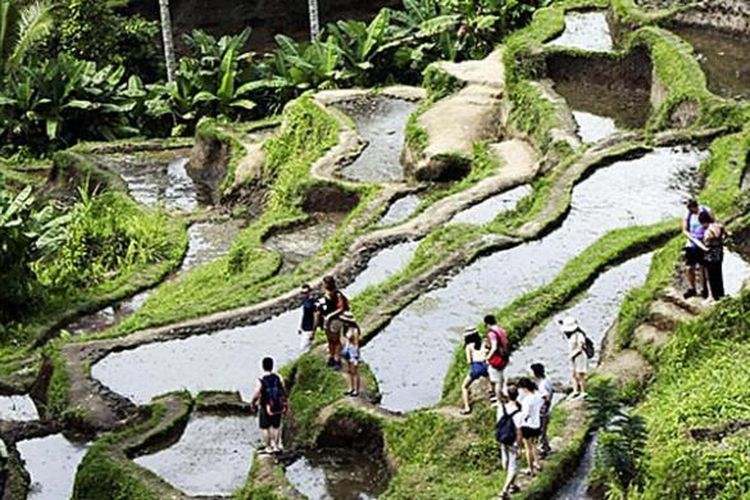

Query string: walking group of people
460 315 594 498
682 198 726 301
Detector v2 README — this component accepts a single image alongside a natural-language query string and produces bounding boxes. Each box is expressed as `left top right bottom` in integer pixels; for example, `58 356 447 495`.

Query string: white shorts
572 353 589 374
299 330 314 351
489 366 504 385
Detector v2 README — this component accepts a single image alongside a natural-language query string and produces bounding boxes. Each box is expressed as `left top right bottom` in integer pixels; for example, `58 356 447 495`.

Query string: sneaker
350 391 359 397
683 288 697 299
275 443 284 452
326 358 335 367
700 288 709 299
258 447 274 456
334 361 343 371
343 390 353 396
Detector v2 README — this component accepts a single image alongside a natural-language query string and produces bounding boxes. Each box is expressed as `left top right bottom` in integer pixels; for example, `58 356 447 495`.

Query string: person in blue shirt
299 284 318 351
682 199 713 299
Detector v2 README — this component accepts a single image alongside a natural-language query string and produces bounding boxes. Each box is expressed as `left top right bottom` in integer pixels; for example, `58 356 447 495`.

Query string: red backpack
487 326 509 369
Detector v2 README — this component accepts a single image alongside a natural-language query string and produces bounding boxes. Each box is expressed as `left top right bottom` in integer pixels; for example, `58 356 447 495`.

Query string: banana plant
267 34 340 90
0 0 54 78
327 9 396 86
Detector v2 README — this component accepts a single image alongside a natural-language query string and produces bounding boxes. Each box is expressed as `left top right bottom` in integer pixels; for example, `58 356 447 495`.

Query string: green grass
637 290 750 499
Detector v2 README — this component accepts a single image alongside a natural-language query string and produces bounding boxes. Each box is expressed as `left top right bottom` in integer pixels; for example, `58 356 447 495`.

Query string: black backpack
261 374 287 416
583 335 595 359
495 404 520 446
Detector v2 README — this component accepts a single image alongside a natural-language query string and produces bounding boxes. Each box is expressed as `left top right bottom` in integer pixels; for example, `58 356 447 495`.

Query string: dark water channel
285 449 391 500
553 78 650 131
99 152 207 212
16 434 89 500
134 414 259 496
363 146 705 413
547 11 614 52
378 194 421 226
333 97 417 183
670 26 750 100
553 435 598 500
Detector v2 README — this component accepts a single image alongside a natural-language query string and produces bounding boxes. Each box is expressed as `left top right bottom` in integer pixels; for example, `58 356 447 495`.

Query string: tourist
497 385 523 499
517 377 544 476
320 276 350 370
299 284 318 352
340 311 362 397
682 199 713 299
250 357 287 454
460 327 489 415
484 315 510 403
530 363 553 457
699 211 726 301
560 317 588 398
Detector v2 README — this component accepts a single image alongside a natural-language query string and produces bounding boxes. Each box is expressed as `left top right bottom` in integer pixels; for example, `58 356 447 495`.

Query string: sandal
459 408 472 415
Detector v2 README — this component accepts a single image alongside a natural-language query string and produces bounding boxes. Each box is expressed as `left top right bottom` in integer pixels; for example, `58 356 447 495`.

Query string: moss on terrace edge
92 94 382 338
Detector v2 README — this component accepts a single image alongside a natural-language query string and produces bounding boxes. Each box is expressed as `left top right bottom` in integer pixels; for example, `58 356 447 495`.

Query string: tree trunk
307 0 320 41
158 0 177 83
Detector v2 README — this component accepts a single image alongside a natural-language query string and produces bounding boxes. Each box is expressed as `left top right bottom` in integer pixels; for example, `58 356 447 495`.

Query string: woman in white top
340 311 361 397
531 363 553 456
497 385 524 498
517 377 543 476
560 316 588 397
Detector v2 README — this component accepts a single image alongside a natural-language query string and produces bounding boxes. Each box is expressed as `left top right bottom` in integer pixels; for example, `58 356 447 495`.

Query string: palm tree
0 0 54 78
307 0 319 41
158 0 177 82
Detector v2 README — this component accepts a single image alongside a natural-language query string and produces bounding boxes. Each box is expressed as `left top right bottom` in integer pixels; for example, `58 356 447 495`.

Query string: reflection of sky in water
506 252 653 384
379 195 421 226
93 310 301 403
0 395 38 421
450 185 532 225
365 147 706 413
17 434 88 500
345 241 419 297
135 415 259 497
573 110 617 144
547 11 613 52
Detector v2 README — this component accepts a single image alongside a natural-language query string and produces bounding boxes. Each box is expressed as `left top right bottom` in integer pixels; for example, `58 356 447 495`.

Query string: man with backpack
484 315 510 404
320 276 350 370
682 199 713 299
496 385 523 499
250 357 287 454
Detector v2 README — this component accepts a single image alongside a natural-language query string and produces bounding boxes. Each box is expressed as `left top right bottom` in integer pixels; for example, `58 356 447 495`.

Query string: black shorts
259 407 282 429
521 426 542 439
684 246 704 266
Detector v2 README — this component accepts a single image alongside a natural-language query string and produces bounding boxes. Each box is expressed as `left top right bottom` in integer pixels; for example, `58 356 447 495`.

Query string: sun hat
559 317 580 334
340 311 356 323
463 326 478 337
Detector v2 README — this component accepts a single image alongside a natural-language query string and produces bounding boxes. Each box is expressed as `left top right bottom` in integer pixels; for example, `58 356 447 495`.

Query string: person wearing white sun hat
559 316 588 398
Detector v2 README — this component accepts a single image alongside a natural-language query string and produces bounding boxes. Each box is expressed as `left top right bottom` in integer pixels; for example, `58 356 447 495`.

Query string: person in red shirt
484 314 509 403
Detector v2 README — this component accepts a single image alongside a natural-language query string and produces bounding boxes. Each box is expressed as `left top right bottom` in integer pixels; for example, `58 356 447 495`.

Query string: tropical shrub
34 188 177 290
0 185 66 322
0 0 54 77
0 54 139 153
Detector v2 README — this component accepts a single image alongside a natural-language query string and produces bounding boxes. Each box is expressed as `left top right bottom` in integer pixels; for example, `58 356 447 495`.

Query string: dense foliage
0 0 550 155
0 186 65 322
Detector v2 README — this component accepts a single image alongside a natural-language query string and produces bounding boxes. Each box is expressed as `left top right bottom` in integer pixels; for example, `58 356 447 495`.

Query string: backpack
495 405 520 446
583 334 595 359
337 291 350 312
488 327 510 369
261 374 287 416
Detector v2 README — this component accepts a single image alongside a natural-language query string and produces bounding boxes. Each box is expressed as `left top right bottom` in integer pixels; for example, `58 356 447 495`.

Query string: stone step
648 299 696 331
633 323 670 349
661 287 708 316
